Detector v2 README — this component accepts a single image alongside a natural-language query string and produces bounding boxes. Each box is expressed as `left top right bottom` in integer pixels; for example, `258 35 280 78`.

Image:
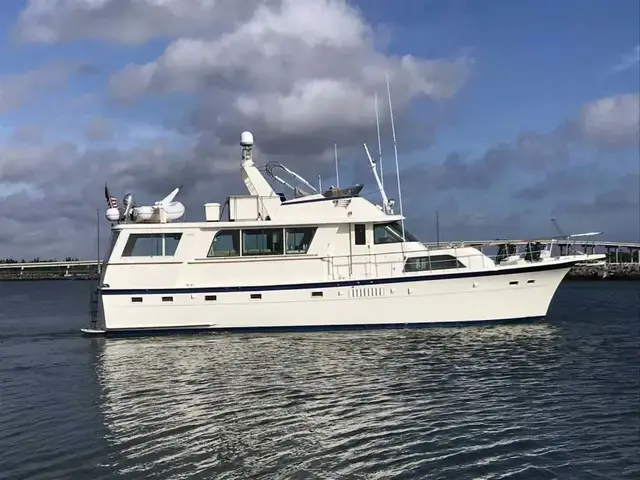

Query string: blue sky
362 0 640 154
0 0 638 258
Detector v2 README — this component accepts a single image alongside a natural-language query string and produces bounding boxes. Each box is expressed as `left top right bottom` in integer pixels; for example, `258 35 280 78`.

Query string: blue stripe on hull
100 260 576 296
89 316 546 338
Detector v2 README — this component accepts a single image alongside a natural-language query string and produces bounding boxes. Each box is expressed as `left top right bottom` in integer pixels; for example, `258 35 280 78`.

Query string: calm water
0 281 638 480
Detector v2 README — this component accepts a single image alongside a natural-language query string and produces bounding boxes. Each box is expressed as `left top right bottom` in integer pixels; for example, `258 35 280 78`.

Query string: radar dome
105 208 120 222
240 131 254 147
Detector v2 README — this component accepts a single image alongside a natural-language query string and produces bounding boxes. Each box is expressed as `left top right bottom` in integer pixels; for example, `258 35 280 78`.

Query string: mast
386 72 405 241
363 143 390 212
96 208 101 275
374 93 384 190
334 143 340 188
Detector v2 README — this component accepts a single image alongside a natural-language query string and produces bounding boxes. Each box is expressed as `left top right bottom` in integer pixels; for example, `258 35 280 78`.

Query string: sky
0 0 638 260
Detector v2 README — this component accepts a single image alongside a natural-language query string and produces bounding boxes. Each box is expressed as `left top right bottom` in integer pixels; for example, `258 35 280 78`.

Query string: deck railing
319 239 598 281
322 247 511 281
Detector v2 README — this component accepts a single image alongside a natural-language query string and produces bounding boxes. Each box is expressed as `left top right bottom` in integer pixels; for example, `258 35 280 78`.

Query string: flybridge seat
275 184 363 202
322 184 364 198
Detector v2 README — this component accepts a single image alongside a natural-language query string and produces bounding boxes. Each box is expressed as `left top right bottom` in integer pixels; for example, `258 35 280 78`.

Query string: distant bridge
1 239 639 279
0 260 99 271
424 239 640 263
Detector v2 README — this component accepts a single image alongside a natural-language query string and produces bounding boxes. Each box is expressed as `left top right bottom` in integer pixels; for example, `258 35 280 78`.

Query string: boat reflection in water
94 324 561 478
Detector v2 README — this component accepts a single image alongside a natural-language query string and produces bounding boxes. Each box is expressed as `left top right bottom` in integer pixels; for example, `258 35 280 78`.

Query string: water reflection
94 324 562 479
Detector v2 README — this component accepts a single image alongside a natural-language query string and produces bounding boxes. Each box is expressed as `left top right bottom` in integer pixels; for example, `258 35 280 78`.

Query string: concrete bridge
1 239 639 280
0 260 101 280
424 239 640 264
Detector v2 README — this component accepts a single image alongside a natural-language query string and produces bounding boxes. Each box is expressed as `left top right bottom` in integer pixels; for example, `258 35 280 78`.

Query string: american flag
104 184 118 209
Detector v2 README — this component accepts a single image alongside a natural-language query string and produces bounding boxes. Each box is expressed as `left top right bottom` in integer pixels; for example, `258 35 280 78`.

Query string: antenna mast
334 143 340 188
386 72 405 240
374 93 384 190
363 143 391 213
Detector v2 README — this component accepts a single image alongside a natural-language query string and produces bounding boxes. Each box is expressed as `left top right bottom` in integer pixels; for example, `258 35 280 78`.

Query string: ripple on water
1 282 639 479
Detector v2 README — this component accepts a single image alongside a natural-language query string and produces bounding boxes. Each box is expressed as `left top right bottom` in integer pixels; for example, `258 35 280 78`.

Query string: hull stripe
88 316 547 337
100 260 575 296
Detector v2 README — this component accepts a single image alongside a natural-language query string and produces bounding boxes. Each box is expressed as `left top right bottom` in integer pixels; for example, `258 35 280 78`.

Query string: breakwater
1 263 639 281
565 263 640 281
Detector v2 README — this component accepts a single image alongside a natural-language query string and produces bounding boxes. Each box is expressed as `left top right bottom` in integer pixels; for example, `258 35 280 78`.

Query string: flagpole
96 208 101 275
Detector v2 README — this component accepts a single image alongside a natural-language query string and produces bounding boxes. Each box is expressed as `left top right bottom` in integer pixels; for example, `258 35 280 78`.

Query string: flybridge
101 126 396 227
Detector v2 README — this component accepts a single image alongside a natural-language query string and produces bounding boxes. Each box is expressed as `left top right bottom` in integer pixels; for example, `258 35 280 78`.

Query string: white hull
87 130 605 337
95 262 572 335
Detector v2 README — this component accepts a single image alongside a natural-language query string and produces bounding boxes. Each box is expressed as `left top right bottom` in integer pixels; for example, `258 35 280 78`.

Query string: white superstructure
83 131 604 336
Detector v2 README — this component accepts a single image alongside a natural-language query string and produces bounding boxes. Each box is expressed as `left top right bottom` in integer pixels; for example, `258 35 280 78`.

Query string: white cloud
15 0 264 44
107 0 471 151
611 44 640 74
577 93 640 149
6 0 475 259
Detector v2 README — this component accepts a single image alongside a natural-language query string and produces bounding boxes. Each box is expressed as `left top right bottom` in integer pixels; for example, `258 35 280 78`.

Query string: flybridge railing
322 247 536 281
321 239 596 281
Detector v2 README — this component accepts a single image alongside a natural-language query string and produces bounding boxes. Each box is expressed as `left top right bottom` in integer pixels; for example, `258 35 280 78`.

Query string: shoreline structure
1 262 638 282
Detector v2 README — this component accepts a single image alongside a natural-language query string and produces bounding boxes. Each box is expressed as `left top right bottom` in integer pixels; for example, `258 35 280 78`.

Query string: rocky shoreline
1 263 639 282
565 263 640 281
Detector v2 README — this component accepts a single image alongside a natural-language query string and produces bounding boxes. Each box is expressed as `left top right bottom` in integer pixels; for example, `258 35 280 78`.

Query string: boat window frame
207 230 241 257
285 227 317 254
207 226 321 258
121 232 183 257
404 254 466 272
374 221 419 244
242 228 285 256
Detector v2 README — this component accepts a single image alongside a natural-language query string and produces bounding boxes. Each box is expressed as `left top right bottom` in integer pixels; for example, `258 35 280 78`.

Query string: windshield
374 221 419 244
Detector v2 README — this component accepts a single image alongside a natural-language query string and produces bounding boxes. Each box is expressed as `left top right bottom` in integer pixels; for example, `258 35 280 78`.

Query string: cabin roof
112 214 406 231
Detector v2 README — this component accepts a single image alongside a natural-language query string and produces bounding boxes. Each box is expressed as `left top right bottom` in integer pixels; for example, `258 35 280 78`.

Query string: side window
243 228 284 256
374 224 402 244
122 233 183 257
354 224 366 245
404 256 430 272
163 233 182 256
404 254 465 272
286 227 317 254
207 230 240 257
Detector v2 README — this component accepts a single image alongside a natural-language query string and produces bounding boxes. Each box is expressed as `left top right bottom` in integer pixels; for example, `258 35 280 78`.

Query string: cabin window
286 227 317 254
243 228 284 256
208 230 240 257
122 233 182 257
251 293 262 300
354 224 366 245
162 296 173 302
205 295 217 301
131 297 143 303
374 222 419 244
404 254 465 272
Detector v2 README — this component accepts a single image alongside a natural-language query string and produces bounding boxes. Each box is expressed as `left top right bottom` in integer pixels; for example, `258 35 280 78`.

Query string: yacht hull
94 261 573 335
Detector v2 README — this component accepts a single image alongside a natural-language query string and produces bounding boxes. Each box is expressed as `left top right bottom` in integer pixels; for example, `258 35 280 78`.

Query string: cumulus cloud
574 93 640 149
106 0 471 160
4 0 637 258
15 0 265 44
